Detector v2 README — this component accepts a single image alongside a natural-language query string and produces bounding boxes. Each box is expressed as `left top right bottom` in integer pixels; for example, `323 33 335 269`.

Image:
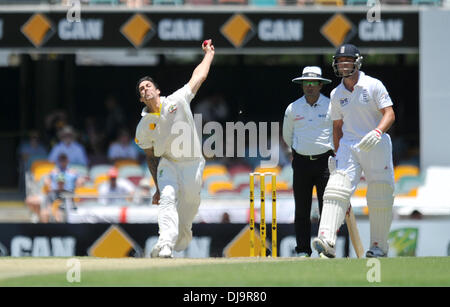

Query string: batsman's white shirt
283 93 334 155
135 84 205 251
330 71 394 190
330 71 393 142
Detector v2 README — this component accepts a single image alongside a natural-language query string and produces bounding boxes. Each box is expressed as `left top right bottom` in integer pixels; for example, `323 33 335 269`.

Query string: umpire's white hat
292 66 332 84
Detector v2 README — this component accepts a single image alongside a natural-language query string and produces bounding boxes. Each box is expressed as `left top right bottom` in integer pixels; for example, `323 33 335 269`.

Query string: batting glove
357 129 382 152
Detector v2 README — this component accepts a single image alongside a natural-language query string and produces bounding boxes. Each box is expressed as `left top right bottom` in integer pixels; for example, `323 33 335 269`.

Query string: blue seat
89 0 120 5
346 0 368 5
249 0 278 6
411 0 441 4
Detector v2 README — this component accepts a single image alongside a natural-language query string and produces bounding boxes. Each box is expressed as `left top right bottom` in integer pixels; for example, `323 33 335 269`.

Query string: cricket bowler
312 44 396 258
135 39 215 258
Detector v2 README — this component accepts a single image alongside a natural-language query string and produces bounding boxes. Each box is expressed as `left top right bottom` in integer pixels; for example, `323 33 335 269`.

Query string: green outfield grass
0 257 448 287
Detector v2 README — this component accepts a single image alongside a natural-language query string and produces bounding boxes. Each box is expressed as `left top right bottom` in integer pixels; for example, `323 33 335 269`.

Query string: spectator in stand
192 92 230 124
82 116 107 157
107 129 139 162
98 167 135 205
17 130 48 194
104 95 126 144
26 153 84 223
48 126 89 166
45 110 68 148
121 0 150 7
18 130 48 169
41 173 69 223
133 177 155 205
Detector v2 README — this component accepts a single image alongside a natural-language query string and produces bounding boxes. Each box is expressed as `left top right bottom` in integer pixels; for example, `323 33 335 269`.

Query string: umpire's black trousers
292 149 334 255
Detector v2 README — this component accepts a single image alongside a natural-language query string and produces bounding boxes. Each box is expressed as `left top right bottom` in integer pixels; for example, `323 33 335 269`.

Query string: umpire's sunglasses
303 81 321 86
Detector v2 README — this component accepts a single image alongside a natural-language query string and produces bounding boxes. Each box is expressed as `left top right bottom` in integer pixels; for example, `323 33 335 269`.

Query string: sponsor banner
351 219 450 257
0 223 350 258
2 219 446 258
0 10 418 51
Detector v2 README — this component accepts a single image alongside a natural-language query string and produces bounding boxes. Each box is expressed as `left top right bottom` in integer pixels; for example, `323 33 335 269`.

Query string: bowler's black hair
136 76 159 99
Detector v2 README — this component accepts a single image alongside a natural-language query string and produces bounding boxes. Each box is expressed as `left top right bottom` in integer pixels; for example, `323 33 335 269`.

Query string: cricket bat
345 205 364 258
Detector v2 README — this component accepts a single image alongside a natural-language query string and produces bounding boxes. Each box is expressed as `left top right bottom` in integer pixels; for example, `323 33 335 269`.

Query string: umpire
282 66 334 257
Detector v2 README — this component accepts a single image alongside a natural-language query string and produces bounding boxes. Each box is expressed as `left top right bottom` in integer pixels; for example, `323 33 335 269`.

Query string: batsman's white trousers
336 135 394 191
156 157 205 252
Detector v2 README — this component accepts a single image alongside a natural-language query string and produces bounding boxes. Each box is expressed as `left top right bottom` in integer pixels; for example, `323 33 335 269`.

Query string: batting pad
318 171 352 245
367 182 394 253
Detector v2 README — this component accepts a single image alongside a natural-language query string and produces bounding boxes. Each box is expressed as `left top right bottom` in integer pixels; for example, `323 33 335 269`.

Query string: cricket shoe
150 245 162 258
297 252 310 258
158 245 173 258
312 236 336 258
366 245 387 258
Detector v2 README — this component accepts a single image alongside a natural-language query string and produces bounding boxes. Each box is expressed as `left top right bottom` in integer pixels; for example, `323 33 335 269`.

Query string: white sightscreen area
420 9 450 170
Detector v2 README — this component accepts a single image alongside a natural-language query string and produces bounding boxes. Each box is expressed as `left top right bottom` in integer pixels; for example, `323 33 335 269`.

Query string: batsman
312 44 396 258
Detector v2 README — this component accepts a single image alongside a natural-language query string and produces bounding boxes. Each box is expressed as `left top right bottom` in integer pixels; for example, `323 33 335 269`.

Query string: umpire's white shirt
330 71 393 142
283 93 334 155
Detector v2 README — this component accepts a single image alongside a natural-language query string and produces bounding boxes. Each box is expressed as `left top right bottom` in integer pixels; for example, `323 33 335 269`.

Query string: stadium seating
152 0 184 4
89 0 120 4
185 0 214 3
208 180 235 195
31 160 55 176
89 164 113 180
411 0 441 4
118 165 145 178
114 159 140 169
74 186 99 203
69 164 89 177
203 164 228 181
395 175 423 196
315 0 344 5
253 166 281 175
228 164 252 177
346 0 368 4
32 163 56 182
249 0 278 5
394 164 420 182
94 174 110 187
217 0 247 4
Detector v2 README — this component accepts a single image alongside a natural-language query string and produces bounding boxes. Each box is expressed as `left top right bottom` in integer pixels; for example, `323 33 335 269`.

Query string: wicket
249 172 277 258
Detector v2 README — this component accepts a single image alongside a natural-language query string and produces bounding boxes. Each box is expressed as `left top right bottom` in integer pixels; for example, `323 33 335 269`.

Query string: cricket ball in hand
203 40 209 47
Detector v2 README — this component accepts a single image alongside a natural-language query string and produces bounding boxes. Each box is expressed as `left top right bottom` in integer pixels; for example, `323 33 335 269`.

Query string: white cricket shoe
312 236 336 258
158 245 173 258
366 245 387 258
150 245 161 258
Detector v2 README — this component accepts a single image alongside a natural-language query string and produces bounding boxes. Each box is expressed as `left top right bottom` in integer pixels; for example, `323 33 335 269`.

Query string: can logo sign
88 225 142 258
